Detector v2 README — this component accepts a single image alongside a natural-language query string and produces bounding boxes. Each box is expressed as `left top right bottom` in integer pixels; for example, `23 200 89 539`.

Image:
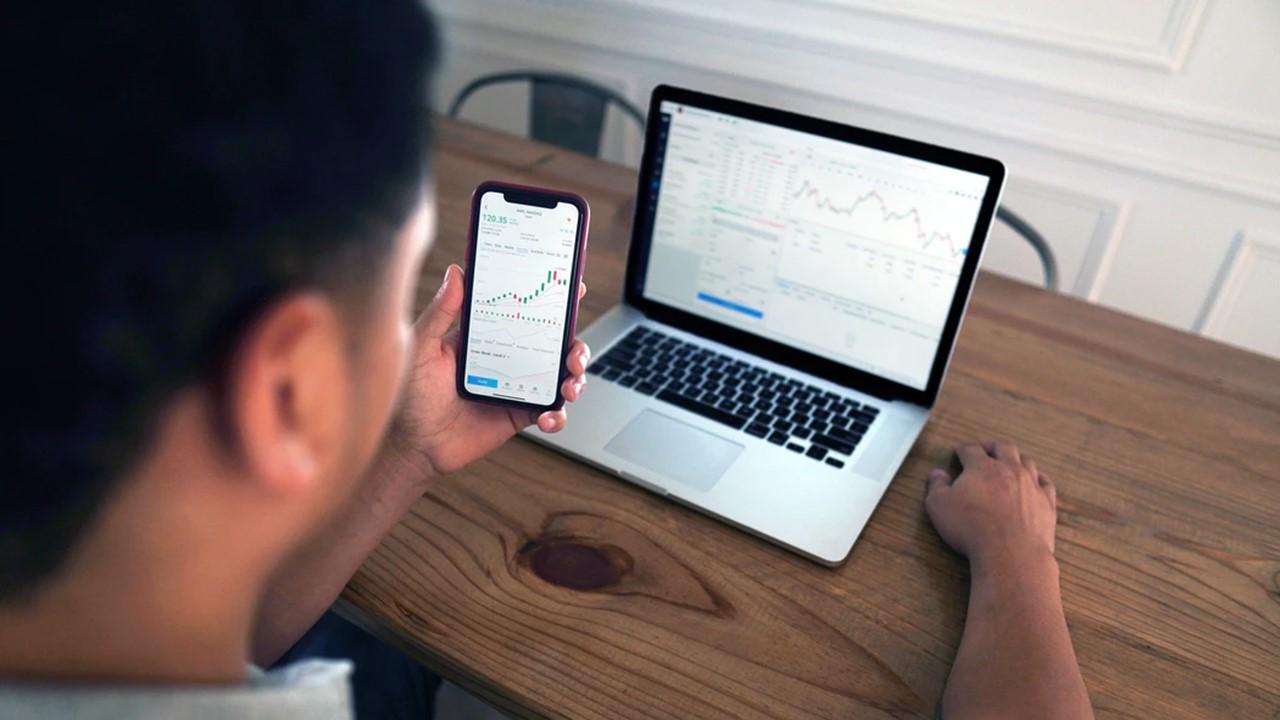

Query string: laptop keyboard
586 326 880 468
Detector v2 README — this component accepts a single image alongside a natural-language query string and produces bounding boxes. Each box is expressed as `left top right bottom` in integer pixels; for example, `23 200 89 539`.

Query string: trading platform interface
464 191 580 405
641 101 991 390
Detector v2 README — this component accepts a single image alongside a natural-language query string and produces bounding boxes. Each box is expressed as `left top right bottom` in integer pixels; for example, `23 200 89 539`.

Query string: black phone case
455 180 590 412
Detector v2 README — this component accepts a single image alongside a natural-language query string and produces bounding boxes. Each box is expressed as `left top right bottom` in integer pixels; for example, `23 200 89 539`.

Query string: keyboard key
773 418 794 432
812 433 855 455
805 445 828 460
717 399 737 412
810 420 829 434
786 443 805 453
831 416 849 428
603 369 622 381
745 422 769 438
814 408 831 420
635 381 660 395
825 458 845 469
767 431 787 445
619 375 639 388
657 390 748 429
793 427 812 439
863 405 881 416
601 351 634 366
587 363 605 375
829 427 863 444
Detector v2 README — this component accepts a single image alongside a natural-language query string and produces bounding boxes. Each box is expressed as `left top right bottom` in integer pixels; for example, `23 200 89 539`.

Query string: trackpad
604 410 742 492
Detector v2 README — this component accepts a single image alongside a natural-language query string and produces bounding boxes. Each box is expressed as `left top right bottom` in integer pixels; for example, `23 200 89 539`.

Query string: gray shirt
0 659 353 720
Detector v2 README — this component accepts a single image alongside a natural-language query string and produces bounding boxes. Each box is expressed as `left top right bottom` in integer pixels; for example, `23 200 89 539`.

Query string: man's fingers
565 339 591 376
926 468 952 496
536 409 567 433
988 439 1022 465
1037 471 1057 511
416 264 464 341
956 443 990 469
1024 458 1039 482
561 374 586 403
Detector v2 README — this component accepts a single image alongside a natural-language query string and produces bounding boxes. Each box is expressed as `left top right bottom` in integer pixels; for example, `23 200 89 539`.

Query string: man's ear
223 293 351 496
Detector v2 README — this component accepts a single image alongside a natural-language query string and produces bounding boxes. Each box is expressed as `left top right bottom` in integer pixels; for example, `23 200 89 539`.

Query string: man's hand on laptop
383 263 590 481
924 440 1057 575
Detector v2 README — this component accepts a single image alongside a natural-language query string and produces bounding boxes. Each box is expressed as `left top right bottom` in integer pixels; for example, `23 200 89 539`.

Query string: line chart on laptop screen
642 101 990 390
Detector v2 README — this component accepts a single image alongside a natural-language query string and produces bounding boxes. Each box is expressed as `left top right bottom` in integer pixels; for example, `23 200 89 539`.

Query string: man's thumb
417 264 464 340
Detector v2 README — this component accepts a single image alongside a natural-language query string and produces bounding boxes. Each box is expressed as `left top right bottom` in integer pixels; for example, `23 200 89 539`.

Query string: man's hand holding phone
386 263 590 480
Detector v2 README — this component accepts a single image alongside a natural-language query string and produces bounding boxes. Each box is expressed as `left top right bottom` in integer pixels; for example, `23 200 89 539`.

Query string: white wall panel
428 0 1280 358
1199 230 1280 357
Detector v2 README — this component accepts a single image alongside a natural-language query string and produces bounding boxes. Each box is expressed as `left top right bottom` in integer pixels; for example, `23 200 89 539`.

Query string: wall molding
1196 229 1280 337
439 4 1280 208
589 0 1277 148
1002 176 1129 299
831 0 1207 72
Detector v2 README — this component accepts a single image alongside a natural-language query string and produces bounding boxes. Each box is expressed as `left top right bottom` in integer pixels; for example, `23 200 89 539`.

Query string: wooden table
340 119 1280 719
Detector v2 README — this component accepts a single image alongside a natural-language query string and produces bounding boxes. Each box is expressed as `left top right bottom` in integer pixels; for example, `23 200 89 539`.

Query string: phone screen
463 190 582 406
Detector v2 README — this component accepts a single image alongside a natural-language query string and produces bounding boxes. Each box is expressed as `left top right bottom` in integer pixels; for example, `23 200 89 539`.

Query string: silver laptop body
524 86 1005 565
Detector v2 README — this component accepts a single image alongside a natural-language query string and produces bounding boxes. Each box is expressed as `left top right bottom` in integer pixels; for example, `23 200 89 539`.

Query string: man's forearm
251 447 434 666
941 551 1093 720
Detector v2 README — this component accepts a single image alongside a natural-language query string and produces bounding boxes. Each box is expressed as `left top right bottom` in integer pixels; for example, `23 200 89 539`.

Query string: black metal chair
994 206 1058 291
449 71 1058 290
448 71 645 159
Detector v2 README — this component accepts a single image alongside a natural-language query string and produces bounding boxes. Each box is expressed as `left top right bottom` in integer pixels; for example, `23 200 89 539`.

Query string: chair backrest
448 71 646 157
995 206 1058 291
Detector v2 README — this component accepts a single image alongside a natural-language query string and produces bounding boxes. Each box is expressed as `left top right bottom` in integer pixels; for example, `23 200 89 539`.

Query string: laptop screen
639 99 993 392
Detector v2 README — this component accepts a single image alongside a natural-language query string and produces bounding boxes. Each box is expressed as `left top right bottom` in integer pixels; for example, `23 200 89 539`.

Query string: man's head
3 2 440 602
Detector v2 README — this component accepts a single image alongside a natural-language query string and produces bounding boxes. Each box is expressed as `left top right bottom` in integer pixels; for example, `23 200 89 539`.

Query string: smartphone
456 181 589 412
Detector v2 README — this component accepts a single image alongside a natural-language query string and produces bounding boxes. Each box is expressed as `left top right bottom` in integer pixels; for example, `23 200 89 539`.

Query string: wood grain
341 119 1280 719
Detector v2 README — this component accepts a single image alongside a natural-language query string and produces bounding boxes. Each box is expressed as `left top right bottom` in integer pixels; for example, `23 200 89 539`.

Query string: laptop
524 85 1005 564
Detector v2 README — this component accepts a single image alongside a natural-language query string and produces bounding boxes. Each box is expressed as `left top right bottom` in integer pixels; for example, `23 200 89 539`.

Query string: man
0 2 1092 719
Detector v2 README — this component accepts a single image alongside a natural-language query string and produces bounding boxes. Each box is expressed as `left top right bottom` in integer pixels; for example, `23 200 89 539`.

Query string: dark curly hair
0 0 440 601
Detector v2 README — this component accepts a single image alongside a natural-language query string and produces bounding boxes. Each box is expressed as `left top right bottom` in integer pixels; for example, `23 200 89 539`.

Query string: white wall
431 0 1280 359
